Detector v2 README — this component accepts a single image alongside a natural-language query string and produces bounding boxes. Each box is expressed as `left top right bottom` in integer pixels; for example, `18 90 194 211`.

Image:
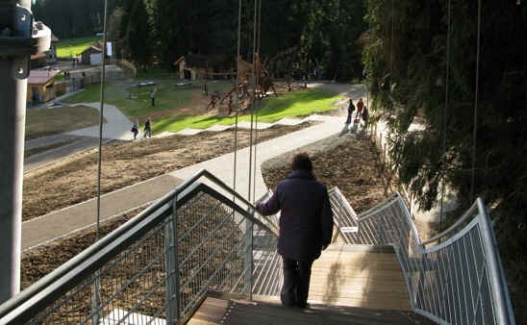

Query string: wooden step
186 297 435 325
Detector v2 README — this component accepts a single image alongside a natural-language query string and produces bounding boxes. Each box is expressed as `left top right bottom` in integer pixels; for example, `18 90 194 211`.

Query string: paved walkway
24 102 133 173
170 114 349 200
22 83 367 250
66 102 133 140
22 174 182 250
25 134 80 151
24 137 103 173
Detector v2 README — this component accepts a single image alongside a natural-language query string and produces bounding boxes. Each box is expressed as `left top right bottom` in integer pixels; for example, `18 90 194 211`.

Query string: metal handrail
356 193 399 221
420 199 479 246
329 188 515 325
0 169 278 322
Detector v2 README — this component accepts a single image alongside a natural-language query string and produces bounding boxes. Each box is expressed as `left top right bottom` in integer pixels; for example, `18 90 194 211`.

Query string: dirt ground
261 132 434 239
261 133 392 214
22 122 315 221
21 209 141 289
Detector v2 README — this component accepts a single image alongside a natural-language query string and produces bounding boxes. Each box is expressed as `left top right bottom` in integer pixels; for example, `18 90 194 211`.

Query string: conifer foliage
364 1 527 319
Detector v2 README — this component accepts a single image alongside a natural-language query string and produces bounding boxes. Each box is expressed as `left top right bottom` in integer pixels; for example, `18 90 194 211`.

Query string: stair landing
308 244 410 310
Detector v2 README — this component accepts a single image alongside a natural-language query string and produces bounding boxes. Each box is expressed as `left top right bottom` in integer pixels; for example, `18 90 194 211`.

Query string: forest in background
33 0 368 81
33 0 526 320
364 0 526 320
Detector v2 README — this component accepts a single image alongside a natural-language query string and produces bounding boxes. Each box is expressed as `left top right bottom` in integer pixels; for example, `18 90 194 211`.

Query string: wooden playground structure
206 53 279 113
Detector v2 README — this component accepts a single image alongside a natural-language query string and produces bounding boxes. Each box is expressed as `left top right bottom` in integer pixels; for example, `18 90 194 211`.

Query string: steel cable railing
328 189 515 325
0 170 279 324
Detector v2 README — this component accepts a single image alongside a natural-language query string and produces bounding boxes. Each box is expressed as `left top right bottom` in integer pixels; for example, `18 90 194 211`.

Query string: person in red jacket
257 153 334 309
355 98 364 120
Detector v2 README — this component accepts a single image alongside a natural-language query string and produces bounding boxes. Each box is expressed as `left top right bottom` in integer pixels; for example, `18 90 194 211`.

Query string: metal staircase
0 170 515 324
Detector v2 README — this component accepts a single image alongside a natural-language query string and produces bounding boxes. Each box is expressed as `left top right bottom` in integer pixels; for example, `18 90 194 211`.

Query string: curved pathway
66 102 134 140
22 83 367 251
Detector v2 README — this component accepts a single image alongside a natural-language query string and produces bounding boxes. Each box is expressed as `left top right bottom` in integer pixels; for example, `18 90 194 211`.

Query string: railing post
91 271 102 324
244 210 254 299
165 197 181 324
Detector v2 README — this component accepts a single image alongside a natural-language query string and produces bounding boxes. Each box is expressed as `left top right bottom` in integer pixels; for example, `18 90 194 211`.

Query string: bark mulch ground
261 131 434 240
22 122 315 222
261 133 393 214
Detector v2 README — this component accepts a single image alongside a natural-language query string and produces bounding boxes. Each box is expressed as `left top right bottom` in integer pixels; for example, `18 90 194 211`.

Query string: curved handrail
333 189 515 325
420 199 479 246
356 193 399 221
0 169 278 320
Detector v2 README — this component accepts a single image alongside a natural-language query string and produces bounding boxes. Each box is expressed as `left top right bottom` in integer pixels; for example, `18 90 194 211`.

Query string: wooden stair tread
187 297 435 325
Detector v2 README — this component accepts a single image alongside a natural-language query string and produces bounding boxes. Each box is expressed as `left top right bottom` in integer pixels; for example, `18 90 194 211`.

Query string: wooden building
174 54 232 80
81 44 103 65
27 70 60 104
45 33 60 63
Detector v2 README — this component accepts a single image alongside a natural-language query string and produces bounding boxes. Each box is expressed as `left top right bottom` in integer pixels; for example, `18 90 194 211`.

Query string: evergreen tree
120 0 154 70
364 1 527 319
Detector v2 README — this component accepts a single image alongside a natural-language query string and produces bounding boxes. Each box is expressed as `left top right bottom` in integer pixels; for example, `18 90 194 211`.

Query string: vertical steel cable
233 0 242 194
440 0 452 231
247 0 258 201
95 0 109 242
252 0 262 202
390 0 394 71
92 0 108 322
470 0 482 201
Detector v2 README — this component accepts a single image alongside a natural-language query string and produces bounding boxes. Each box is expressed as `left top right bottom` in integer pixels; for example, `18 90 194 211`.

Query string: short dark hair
291 153 312 171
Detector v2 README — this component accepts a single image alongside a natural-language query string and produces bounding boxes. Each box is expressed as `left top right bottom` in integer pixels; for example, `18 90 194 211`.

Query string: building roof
28 69 60 85
81 44 103 54
174 56 185 65
30 52 46 60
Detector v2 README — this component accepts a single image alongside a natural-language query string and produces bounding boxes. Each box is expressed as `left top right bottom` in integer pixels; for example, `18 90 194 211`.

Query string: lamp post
0 0 50 303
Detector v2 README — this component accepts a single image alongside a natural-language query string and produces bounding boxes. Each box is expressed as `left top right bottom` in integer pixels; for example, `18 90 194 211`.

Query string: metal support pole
0 56 25 305
0 0 50 304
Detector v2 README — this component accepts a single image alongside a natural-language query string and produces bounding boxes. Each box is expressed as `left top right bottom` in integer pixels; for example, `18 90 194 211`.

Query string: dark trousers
345 111 352 124
281 257 314 307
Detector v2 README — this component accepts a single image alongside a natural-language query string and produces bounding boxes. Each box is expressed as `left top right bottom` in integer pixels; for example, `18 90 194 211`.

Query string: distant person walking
150 89 156 107
355 98 364 120
131 121 139 140
346 98 355 124
143 118 152 138
257 153 334 309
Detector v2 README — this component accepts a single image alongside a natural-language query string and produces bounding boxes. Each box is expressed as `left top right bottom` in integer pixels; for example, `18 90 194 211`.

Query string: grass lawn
64 79 232 118
152 88 342 134
26 105 103 140
56 36 102 58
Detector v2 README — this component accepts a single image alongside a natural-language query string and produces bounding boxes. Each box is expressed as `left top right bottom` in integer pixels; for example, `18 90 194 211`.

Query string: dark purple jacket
257 170 334 262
